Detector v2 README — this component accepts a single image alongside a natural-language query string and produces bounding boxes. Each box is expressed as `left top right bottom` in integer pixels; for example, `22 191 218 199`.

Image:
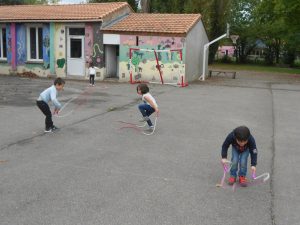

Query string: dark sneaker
44 128 53 133
228 176 236 185
239 176 248 187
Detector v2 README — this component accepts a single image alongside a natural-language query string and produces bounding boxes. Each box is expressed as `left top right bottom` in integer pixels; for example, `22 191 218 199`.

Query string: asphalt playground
0 71 300 225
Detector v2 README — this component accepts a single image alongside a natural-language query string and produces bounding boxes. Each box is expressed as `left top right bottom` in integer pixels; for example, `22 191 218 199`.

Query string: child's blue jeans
230 147 250 177
138 103 155 127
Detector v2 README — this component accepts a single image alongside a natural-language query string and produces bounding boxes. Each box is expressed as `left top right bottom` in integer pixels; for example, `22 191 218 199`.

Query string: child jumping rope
36 78 65 133
137 84 159 131
221 126 258 187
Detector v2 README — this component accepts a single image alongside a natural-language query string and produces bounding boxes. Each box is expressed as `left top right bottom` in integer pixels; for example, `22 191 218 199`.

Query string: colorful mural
54 24 66 76
6 25 12 65
11 24 16 70
43 24 50 69
119 35 186 82
92 24 104 68
85 23 93 65
16 24 26 65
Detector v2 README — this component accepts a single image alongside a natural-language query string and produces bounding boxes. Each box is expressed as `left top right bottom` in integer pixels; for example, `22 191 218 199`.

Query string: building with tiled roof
102 13 209 83
102 13 201 37
0 3 133 79
0 2 131 22
0 3 209 83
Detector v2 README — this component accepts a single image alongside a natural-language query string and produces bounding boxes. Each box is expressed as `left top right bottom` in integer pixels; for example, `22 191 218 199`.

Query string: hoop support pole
154 50 164 85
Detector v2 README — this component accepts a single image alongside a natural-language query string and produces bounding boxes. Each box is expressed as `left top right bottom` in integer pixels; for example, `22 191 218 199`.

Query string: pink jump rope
216 160 270 188
117 116 158 136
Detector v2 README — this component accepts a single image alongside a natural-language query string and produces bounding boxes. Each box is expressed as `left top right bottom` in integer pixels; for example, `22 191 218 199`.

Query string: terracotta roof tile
102 13 201 36
0 2 131 22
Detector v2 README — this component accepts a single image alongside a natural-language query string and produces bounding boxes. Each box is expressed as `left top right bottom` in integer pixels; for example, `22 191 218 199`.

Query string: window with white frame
0 26 7 60
27 26 43 61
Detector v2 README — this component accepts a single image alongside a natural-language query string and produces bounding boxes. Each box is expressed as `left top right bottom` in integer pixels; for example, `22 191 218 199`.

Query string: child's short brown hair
54 78 65 86
137 84 149 94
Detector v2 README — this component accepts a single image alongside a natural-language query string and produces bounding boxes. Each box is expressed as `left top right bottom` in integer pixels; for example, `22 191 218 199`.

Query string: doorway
105 45 119 79
67 28 85 76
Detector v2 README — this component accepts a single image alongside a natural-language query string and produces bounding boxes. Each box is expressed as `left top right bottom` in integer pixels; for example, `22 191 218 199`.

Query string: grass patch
209 63 300 74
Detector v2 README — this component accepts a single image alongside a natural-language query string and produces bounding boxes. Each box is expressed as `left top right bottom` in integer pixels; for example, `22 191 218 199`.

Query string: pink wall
217 46 235 57
85 24 94 64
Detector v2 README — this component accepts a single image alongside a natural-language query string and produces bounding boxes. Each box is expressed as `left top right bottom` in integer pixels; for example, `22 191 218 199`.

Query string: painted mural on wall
85 23 94 65
16 24 26 65
43 24 50 69
6 25 12 65
54 24 66 76
92 24 104 68
119 35 186 82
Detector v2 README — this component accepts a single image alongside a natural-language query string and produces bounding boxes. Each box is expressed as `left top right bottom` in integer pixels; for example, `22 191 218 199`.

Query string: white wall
103 34 120 45
186 20 209 81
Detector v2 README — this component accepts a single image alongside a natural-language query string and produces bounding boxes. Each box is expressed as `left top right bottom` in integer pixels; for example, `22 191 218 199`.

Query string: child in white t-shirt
88 62 97 86
136 84 159 130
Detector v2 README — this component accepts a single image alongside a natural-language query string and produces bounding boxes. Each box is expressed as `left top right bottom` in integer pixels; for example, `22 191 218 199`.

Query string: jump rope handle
221 160 231 173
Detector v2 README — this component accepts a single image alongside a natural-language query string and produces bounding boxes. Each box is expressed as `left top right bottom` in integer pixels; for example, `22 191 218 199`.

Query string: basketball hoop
230 35 239 44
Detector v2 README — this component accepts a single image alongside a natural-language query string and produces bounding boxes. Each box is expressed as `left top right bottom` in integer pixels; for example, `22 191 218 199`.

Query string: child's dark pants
36 100 53 130
89 75 95 85
138 103 155 126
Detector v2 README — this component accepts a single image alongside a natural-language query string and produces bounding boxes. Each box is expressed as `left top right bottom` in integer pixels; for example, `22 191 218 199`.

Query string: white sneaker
44 128 53 133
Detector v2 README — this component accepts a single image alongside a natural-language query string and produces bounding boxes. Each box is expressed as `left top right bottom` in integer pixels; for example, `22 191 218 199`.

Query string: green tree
274 0 300 66
253 0 284 64
139 0 150 13
150 0 185 13
183 0 210 28
0 0 25 4
227 0 261 63
207 0 231 63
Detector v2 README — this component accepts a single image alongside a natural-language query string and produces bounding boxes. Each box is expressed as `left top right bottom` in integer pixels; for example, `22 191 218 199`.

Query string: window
27 26 43 61
69 28 85 36
0 27 7 59
70 38 82 58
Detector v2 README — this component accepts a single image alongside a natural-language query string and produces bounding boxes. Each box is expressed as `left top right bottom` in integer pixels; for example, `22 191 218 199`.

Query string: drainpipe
200 24 229 81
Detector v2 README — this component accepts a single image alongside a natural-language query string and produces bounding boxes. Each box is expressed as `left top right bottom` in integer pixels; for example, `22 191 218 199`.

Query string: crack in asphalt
269 83 276 225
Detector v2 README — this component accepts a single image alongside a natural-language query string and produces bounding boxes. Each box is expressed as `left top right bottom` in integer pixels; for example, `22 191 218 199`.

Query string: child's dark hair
54 78 65 86
90 62 94 67
137 83 149 94
234 126 250 141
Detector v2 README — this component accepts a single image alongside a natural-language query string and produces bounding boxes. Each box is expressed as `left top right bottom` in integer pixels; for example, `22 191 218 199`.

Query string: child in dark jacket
221 126 258 186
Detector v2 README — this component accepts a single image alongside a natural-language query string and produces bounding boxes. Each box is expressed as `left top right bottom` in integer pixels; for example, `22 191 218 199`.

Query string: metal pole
200 23 230 81
200 33 227 81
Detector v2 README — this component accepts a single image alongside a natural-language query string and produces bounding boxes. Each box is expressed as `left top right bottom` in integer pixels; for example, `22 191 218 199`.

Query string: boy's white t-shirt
89 67 96 75
142 93 158 108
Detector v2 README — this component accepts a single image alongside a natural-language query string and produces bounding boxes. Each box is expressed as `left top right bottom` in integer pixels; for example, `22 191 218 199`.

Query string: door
67 36 85 76
105 45 118 78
